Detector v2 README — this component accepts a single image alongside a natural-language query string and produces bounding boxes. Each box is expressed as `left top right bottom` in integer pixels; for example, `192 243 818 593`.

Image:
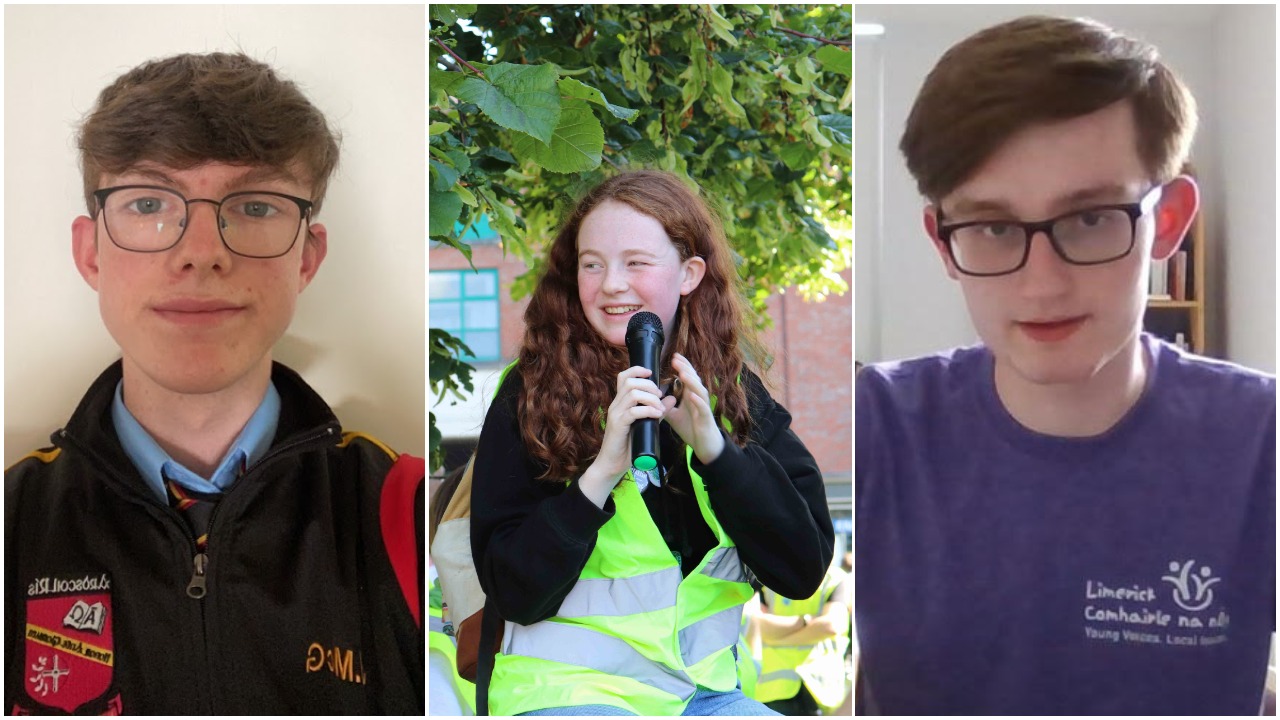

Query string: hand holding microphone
625 312 664 472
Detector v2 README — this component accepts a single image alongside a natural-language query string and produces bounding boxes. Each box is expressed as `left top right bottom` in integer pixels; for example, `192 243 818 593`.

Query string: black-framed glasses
936 185 1164 277
92 185 313 259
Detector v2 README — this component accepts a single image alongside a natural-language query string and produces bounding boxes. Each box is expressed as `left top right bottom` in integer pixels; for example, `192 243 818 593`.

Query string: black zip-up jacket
5 362 424 715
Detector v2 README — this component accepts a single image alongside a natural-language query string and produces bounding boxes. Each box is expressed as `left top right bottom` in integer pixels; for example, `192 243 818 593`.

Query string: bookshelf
1144 205 1205 353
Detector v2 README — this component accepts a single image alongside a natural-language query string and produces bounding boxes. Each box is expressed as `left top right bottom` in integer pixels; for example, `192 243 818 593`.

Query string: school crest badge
23 574 115 713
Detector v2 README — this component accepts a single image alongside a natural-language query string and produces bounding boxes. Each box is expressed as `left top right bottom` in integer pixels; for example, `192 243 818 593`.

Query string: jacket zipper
180 423 339 600
56 421 341 712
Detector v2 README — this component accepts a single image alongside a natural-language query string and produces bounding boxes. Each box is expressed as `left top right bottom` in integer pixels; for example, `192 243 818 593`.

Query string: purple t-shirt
855 335 1275 714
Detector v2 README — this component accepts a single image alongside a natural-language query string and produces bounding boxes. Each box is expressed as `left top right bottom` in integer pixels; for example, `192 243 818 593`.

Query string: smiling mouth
604 306 640 315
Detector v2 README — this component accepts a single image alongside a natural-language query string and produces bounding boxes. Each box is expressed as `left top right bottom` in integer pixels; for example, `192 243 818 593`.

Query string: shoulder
1151 338 1276 415
857 345 988 415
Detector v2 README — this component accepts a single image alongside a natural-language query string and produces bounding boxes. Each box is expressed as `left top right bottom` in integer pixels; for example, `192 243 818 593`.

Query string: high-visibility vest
755 568 850 710
488 446 755 716
428 581 477 714
736 609 761 700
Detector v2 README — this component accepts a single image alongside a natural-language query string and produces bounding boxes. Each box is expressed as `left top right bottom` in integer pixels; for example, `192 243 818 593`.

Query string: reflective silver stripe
429 615 445 633
678 605 742 667
771 643 818 652
759 669 801 684
700 546 748 583
504 620 697 700
556 566 681 618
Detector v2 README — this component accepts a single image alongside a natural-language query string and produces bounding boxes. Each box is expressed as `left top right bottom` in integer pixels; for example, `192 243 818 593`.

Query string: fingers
670 353 712 406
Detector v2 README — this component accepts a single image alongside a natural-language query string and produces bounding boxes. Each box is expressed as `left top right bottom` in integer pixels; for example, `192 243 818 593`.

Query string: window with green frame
430 269 501 362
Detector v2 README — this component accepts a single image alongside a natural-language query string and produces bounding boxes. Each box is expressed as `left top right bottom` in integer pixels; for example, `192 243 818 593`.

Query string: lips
1017 316 1087 342
602 305 641 317
152 298 245 325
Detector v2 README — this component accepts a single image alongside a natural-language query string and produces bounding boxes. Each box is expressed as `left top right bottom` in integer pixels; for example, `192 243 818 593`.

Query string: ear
298 223 328 292
71 215 101 291
679 255 706 296
923 205 960 280
1150 175 1199 261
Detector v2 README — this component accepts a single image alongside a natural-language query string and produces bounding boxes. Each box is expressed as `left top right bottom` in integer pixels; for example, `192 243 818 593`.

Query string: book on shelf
1172 250 1188 301
1149 258 1171 300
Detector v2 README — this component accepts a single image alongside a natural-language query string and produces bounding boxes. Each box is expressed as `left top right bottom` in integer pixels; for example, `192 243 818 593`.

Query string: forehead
942 101 1148 217
103 161 308 195
576 201 675 255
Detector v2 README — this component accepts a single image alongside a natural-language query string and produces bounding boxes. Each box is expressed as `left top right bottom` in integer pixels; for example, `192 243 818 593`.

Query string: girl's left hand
662 353 726 464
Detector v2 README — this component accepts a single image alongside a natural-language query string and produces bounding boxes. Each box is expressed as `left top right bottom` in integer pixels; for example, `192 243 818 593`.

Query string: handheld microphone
625 311 664 472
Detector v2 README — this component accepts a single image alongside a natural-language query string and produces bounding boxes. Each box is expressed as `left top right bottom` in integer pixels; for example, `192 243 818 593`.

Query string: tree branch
776 27 851 47
433 36 486 78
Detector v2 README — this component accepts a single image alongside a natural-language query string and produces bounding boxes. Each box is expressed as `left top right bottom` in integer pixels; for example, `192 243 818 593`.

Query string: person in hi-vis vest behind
753 564 851 715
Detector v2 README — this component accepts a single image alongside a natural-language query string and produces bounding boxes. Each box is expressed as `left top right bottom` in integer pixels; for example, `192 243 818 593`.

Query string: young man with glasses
856 16 1275 715
5 53 423 714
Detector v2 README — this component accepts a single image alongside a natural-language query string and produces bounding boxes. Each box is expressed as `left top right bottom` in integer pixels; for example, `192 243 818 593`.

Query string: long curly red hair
518 170 765 481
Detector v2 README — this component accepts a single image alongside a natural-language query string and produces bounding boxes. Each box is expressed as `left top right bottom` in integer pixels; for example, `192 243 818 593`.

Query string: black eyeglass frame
935 185 1165 277
92 185 314 259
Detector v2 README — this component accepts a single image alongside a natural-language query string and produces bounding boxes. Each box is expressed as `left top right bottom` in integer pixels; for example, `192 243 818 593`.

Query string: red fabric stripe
380 454 424 628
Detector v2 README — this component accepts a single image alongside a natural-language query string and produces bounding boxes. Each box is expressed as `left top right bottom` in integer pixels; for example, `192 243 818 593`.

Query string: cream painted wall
3 5 427 466
1215 5 1276 373
854 5 1273 372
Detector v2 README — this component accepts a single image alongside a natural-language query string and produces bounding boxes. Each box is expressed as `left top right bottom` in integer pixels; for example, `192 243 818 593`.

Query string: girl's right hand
578 366 664 507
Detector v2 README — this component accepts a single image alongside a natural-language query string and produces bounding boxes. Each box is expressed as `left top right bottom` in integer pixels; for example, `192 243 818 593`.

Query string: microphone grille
626 311 663 336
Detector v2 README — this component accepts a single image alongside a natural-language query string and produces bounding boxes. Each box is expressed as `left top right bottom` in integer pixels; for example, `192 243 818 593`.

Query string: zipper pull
187 553 208 599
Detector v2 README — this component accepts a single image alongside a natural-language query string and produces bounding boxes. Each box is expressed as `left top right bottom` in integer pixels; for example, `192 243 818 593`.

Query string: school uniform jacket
5 361 424 715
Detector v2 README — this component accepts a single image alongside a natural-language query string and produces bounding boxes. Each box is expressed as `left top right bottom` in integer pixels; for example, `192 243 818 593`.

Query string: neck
993 335 1149 437
120 358 272 477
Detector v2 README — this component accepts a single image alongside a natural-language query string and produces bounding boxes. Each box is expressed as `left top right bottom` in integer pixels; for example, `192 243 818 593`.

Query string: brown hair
900 16 1197 202
518 170 765 481
77 52 341 213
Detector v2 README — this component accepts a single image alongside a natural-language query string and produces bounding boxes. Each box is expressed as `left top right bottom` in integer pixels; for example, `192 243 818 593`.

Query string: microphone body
625 312 664 472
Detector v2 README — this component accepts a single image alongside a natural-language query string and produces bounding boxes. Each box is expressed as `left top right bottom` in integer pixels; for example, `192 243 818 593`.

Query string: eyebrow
945 183 1137 218
112 164 303 194
576 248 661 259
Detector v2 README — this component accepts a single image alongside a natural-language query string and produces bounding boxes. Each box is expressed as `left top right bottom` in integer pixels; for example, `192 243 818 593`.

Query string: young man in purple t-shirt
855 16 1275 715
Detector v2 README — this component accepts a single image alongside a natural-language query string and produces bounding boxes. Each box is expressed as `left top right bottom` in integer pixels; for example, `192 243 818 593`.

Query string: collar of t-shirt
110 379 281 504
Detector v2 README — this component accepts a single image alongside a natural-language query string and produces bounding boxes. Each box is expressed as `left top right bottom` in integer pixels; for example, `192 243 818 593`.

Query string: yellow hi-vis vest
428 582 477 714
755 567 850 710
488 448 755 716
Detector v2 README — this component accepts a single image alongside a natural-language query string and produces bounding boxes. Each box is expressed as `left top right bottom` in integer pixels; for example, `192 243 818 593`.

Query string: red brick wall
760 268 853 477
430 244 531 360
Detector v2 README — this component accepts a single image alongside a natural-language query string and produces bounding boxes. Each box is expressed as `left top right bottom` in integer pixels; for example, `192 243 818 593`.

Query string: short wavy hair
901 15 1197 202
77 52 341 213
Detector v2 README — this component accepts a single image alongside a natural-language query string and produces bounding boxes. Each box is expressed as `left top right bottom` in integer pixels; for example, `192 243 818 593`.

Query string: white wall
3 5 427 465
854 4 1273 371
1215 5 1276 373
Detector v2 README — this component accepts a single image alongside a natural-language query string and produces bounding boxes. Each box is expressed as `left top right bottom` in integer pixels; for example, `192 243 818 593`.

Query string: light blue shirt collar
111 380 281 503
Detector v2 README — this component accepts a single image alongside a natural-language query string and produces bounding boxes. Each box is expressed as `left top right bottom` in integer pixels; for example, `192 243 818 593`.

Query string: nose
1017 229 1072 296
601 263 628 294
169 200 233 272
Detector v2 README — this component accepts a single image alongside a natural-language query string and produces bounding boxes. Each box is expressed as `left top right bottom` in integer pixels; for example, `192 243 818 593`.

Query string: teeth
605 306 639 315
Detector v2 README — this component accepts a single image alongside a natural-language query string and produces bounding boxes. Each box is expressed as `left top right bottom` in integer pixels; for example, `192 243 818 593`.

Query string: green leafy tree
429 4 851 471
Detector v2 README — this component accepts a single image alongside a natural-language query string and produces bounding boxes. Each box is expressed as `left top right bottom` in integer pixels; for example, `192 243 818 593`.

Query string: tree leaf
429 188 463 236
454 63 562 143
509 99 604 173
558 77 638 122
817 113 852 145
431 5 476 26
429 159 459 192
815 45 851 77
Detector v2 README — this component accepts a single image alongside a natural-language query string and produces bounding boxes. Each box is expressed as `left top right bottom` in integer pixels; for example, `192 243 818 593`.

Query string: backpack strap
476 597 501 716
381 453 425 628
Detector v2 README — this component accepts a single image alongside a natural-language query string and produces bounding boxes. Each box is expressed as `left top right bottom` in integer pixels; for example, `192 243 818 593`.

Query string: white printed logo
1161 560 1220 612
62 601 106 634
28 655 69 696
